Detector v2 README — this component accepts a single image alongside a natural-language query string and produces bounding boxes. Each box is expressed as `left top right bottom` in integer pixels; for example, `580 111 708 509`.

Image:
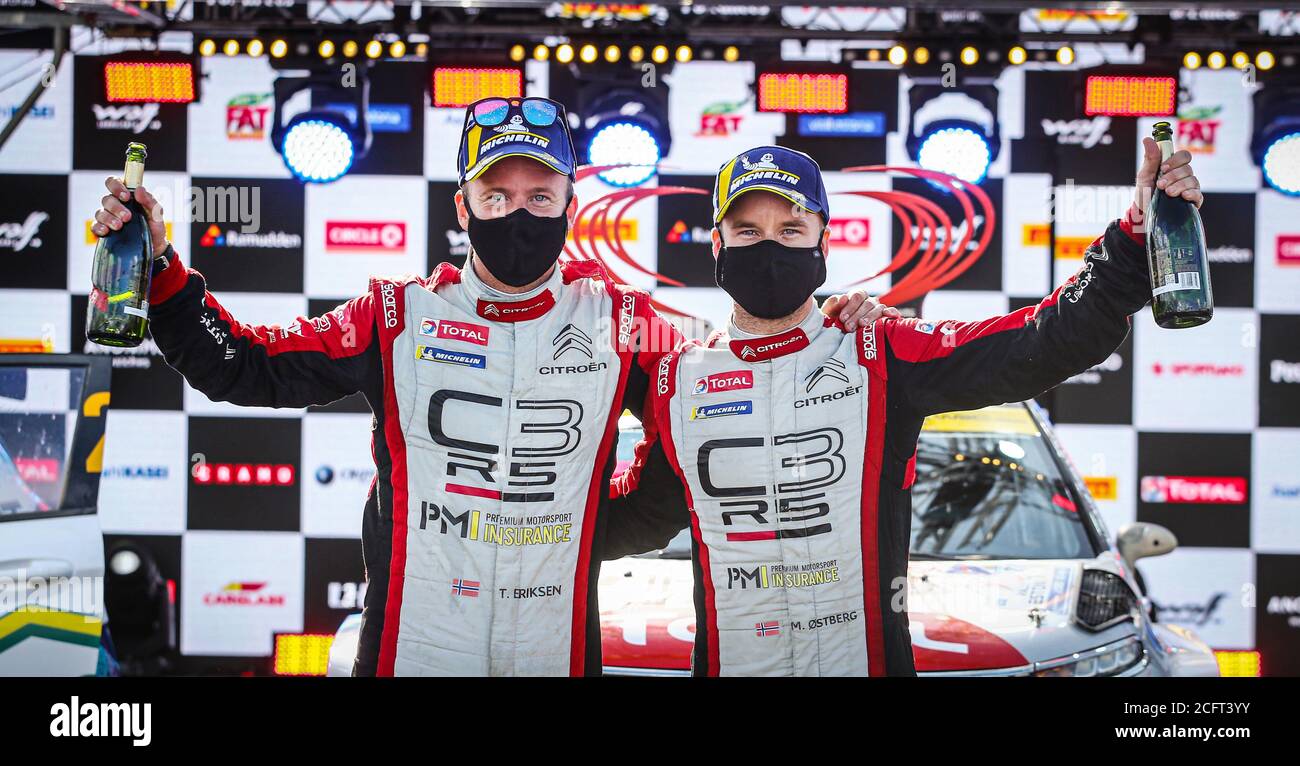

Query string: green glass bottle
1145 121 1213 329
87 142 154 348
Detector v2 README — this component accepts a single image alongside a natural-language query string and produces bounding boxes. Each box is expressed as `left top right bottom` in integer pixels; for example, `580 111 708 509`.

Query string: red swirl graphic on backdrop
571 164 997 317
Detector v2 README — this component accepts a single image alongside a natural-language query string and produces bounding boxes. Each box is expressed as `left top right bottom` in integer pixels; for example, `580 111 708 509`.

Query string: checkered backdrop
0 33 1297 674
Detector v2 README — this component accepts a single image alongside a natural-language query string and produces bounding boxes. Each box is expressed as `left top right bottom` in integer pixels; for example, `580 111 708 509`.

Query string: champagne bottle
1145 121 1213 329
87 142 154 348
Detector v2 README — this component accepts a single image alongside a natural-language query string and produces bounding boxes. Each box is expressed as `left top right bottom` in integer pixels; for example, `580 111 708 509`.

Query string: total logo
225 93 272 140
419 317 489 346
1270 359 1300 383
0 211 47 251
202 582 286 607
1041 116 1112 148
1278 235 1300 266
693 370 753 395
199 224 302 249
325 221 406 252
92 103 161 133
1140 475 1247 504
1150 361 1244 378
666 219 711 244
827 218 870 247
1176 106 1222 154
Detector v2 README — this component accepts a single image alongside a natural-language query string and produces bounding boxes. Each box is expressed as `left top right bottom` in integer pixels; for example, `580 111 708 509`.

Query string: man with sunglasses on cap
609 143 1201 676
87 97 889 676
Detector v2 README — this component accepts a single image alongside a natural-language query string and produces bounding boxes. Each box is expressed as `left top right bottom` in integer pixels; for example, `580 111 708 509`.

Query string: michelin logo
691 400 753 420
415 345 486 369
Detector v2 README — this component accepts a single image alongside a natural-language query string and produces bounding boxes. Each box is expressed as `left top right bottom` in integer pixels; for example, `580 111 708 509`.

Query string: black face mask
466 202 569 287
715 237 827 320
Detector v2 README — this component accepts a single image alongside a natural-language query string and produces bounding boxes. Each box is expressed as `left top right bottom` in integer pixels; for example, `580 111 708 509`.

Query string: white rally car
596 402 1220 677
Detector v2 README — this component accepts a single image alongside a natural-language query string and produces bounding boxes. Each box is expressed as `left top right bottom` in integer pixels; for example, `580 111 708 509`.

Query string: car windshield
636 528 692 560
909 406 1095 561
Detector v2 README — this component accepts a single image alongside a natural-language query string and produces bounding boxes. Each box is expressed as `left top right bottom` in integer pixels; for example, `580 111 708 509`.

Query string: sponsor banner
300 413 376 538
664 62 783 173
73 55 187 172
1053 333 1133 425
1013 70 1135 185
1137 432 1251 548
305 175 426 296
187 56 287 177
1054 424 1137 536
0 289 69 354
303 538 367 634
180 531 304 656
187 417 302 532
1000 174 1051 297
0 174 67 289
1133 308 1257 432
797 112 885 138
1255 191 1300 313
819 171 892 294
1138 547 1254 650
1260 314 1300 427
190 177 305 293
98 410 188 533
425 180 467 270
1255 554 1300 676
655 173 719 288
0 50 72 174
1191 192 1256 308
1252 429 1300 554
891 177 1003 292
1137 70 1260 194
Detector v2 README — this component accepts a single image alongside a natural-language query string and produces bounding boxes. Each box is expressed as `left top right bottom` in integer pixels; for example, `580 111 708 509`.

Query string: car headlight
1076 569 1137 631
1034 636 1144 677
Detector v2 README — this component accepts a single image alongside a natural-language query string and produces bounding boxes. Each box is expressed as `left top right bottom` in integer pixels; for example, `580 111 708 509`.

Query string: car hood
598 557 695 670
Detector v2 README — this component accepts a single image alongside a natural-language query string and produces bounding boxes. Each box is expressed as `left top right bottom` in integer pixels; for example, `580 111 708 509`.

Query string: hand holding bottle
1131 136 1203 226
92 176 169 259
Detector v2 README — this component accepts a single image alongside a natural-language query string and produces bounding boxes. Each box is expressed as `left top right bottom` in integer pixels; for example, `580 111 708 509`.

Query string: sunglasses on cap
469 97 563 129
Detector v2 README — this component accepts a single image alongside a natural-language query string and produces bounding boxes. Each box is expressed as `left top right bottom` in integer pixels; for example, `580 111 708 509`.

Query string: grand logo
1140 475 1247 504
0 211 47 251
325 221 406 252
92 103 161 133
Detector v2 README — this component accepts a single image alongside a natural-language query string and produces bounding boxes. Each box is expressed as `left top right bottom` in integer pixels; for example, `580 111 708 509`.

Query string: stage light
1183 51 1202 69
1257 51 1275 70
281 113 356 183
103 60 198 103
757 72 848 114
246 39 264 57
1085 76 1177 117
1207 51 1225 69
319 40 335 58
914 46 930 65
510 44 526 62
580 44 598 63
199 39 216 57
223 39 240 57
867 49 881 62
589 122 660 187
1261 131 1300 195
916 122 993 183
416 43 429 58
432 67 524 107
960 46 978 65
533 44 549 61
604 45 621 63
1008 46 1027 65
390 40 406 58
577 88 671 188
366 40 383 59
651 45 669 64
341 40 358 58
629 45 645 63
723 45 739 62
1250 83 1300 196
1056 46 1075 65
270 39 288 58
888 45 907 66
675 45 692 63
557 44 574 63
1232 51 1250 69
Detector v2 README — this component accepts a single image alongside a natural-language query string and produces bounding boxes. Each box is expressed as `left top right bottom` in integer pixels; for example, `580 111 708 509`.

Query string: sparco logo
0 211 47 251
860 324 877 361
1270 359 1300 383
325 221 406 251
93 103 161 133
1041 116 1112 148
657 355 672 395
380 282 397 329
1140 475 1247 504
618 293 636 347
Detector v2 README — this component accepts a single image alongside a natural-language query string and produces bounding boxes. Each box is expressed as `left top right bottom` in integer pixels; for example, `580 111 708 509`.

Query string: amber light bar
432 67 524 108
757 73 848 114
104 61 198 103
1084 75 1176 117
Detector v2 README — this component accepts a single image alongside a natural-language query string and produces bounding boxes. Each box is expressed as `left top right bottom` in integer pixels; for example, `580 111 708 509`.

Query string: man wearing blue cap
612 143 1202 676
88 99 888 676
